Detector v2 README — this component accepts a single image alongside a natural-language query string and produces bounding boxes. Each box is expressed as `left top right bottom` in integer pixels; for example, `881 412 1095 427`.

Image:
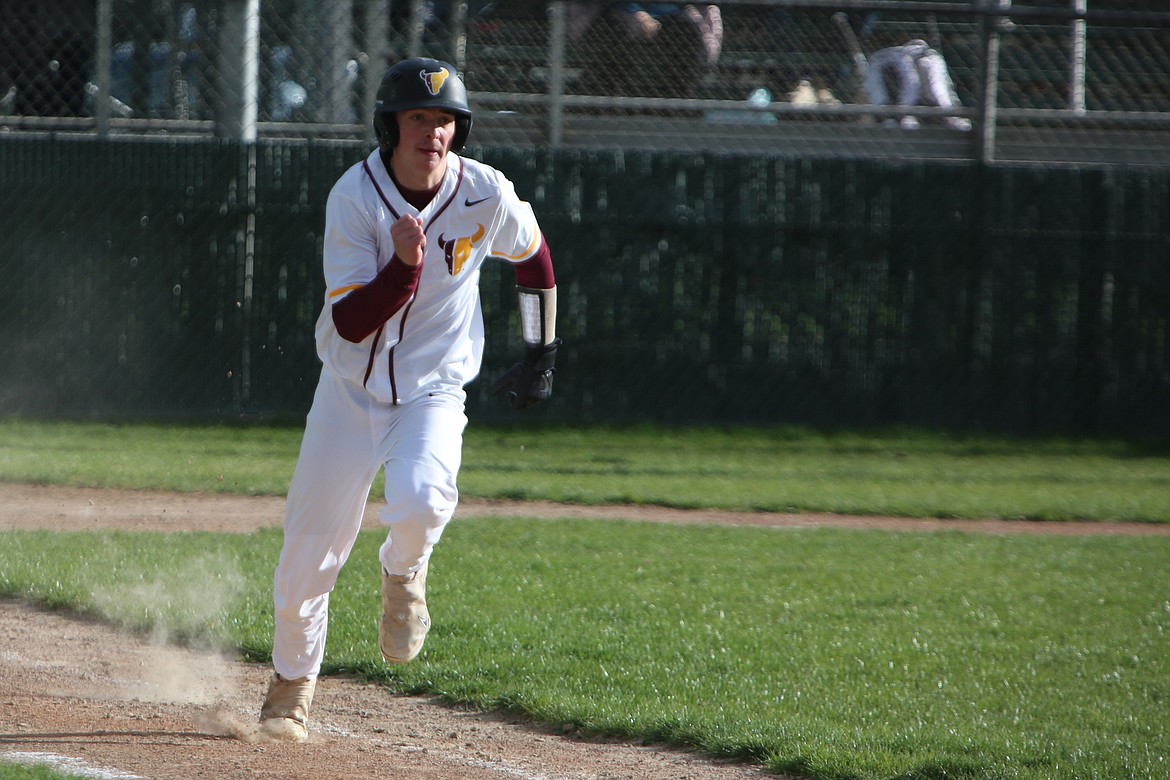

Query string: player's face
393 108 457 187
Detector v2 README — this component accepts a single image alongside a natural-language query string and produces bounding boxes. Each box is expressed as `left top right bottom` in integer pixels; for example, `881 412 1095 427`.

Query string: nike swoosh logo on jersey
464 196 491 207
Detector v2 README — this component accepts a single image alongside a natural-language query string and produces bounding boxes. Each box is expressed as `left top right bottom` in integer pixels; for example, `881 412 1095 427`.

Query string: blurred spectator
787 78 839 107
394 0 497 61
619 4 722 66
16 32 93 116
767 8 877 107
174 3 202 120
0 84 15 115
568 2 722 99
110 5 204 120
424 0 496 37
110 40 170 117
863 38 970 130
704 85 777 125
1 0 95 117
268 44 309 122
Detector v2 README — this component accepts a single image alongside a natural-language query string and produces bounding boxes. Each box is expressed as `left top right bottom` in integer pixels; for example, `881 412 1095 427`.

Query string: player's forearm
332 255 422 342
512 235 556 346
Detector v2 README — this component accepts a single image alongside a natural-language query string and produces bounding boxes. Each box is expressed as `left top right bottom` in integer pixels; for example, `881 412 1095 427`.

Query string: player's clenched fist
391 215 425 266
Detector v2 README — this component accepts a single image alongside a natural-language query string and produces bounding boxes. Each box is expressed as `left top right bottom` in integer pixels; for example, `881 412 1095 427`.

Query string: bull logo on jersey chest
438 223 485 276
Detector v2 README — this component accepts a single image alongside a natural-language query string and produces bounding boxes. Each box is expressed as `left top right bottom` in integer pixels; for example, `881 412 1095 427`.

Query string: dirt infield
5 482 1168 537
0 600 776 780
2 483 1166 780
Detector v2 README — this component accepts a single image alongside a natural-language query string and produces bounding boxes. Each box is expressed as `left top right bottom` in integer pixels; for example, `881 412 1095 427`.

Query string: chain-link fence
2 138 1168 435
1 1 1168 435
2 1 1168 164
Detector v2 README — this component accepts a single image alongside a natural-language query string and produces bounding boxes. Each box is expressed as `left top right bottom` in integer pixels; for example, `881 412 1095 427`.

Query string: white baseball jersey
316 148 542 405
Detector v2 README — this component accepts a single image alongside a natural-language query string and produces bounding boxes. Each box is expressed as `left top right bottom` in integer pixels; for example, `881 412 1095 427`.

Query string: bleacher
2 1 1166 166
461 4 1170 115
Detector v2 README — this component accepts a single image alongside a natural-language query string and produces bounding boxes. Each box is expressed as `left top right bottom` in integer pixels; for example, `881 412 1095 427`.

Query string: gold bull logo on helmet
439 223 485 276
420 67 451 96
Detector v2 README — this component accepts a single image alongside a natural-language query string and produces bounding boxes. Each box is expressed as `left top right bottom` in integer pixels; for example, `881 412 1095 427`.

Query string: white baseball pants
271 371 467 680
865 50 960 112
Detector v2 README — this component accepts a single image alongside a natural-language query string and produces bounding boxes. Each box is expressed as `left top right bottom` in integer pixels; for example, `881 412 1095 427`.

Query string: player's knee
381 484 456 528
273 590 330 629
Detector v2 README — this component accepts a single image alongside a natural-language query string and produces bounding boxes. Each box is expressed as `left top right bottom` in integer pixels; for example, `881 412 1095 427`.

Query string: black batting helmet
373 58 473 153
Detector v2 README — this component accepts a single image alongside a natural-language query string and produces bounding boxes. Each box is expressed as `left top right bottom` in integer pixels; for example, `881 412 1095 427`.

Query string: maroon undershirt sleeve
333 235 552 343
513 233 555 289
331 255 422 343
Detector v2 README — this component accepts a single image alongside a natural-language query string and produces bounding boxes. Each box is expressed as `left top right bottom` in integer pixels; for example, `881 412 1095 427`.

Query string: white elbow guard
517 285 557 347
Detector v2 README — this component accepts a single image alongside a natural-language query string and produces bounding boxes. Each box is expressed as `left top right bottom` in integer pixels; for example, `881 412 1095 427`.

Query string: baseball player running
258 57 560 742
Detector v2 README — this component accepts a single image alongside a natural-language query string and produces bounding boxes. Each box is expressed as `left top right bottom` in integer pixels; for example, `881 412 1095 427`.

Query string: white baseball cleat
259 673 316 743
379 560 431 664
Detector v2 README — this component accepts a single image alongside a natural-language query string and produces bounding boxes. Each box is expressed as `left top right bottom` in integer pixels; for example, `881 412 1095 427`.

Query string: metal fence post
407 0 426 58
1070 0 1088 113
450 0 469 73
324 0 356 124
975 0 1007 164
213 0 259 141
365 0 392 141
547 1 567 149
93 0 112 136
242 143 257 411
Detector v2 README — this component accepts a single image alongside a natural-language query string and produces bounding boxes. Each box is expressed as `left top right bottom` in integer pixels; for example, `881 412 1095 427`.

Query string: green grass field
0 764 72 780
2 420 1168 521
1 421 1168 780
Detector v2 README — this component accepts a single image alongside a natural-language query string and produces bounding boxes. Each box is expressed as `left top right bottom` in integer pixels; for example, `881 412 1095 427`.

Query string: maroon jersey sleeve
513 233 555 289
331 255 422 343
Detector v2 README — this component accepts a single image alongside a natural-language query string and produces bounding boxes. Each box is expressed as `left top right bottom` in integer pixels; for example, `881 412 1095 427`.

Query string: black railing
1 1 1168 165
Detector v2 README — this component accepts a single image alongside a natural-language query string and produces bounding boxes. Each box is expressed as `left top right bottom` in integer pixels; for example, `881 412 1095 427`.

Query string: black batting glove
487 338 561 410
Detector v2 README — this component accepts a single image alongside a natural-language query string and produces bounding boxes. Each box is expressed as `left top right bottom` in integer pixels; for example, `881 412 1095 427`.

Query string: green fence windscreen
1 137 1167 436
